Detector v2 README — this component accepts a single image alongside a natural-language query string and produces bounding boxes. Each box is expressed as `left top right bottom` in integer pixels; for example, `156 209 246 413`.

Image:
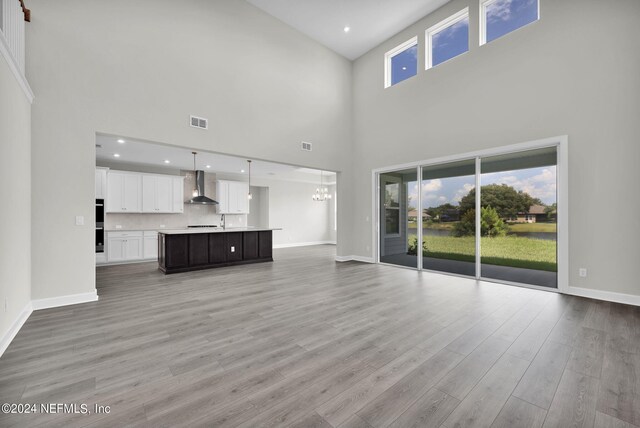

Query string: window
384 37 418 88
384 182 400 235
426 8 469 69
480 0 539 45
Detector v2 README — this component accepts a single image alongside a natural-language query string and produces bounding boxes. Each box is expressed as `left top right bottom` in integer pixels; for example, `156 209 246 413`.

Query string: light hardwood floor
1 245 639 427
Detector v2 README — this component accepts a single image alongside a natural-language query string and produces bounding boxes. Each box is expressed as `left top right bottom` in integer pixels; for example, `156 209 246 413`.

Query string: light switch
75 216 84 226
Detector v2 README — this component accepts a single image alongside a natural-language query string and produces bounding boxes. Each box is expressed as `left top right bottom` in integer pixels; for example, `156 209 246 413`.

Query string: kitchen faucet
220 214 226 229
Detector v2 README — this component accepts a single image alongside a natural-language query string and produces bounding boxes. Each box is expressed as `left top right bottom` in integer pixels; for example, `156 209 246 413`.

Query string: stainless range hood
187 152 219 205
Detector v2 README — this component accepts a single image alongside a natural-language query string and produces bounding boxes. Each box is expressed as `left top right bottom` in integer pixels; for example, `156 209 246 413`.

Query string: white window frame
383 36 418 88
425 8 469 70
372 135 568 295
480 0 540 46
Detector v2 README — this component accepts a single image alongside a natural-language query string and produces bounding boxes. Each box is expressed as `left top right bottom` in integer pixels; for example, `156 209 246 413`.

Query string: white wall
248 186 269 229
219 173 335 247
26 0 351 300
0 46 31 345
348 0 640 296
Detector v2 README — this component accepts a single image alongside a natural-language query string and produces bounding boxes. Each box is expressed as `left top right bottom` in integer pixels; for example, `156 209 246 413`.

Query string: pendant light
312 171 332 201
247 160 253 200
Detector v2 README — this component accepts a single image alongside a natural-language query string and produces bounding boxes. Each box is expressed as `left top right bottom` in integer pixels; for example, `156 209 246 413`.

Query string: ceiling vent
301 141 312 151
190 115 208 130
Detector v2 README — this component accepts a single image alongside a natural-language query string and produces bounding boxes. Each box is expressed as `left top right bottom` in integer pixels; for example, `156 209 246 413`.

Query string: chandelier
312 171 332 202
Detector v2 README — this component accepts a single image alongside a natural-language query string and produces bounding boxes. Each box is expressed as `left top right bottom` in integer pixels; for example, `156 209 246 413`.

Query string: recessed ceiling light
206 165 211 169
402 66 407 70
113 153 120 158
164 160 170 164
343 26 350 33
241 169 245 173
117 139 125 144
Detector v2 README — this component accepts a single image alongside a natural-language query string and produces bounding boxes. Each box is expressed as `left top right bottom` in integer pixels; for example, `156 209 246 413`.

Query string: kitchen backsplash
105 209 247 230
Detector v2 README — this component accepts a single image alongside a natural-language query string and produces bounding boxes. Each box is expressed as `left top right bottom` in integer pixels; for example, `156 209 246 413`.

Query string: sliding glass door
379 169 418 268
377 143 560 289
480 147 557 287
421 160 476 277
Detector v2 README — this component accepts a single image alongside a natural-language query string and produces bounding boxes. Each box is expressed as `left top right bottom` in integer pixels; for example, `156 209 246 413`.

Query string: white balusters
1 0 26 74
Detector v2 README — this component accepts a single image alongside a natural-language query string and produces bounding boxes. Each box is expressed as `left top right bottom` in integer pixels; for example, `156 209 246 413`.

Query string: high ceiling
95 134 336 184
246 0 451 60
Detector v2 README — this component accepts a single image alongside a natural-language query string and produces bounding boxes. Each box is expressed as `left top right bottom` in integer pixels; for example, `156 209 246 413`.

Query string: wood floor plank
443 353 530 428
594 411 639 428
543 369 600 428
596 348 640 426
491 396 547 428
512 340 573 409
356 349 465 428
436 336 512 400
387 388 460 428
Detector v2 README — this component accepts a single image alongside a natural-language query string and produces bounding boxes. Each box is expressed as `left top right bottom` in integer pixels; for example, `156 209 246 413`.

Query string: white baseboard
274 241 336 249
32 290 99 310
335 255 375 263
567 286 640 307
0 302 33 358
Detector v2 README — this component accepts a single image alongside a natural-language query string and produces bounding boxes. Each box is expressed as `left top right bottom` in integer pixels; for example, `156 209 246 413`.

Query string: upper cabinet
95 168 108 199
143 175 173 213
107 171 184 214
216 180 250 214
107 172 142 213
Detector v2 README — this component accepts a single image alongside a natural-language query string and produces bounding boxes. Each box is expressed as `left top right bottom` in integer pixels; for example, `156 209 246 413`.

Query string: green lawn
507 222 557 233
421 221 556 234
409 235 557 272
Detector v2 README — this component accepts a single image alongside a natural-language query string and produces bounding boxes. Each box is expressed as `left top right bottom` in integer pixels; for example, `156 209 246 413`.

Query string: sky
432 17 468 67
408 165 557 210
391 45 417 85
486 0 538 43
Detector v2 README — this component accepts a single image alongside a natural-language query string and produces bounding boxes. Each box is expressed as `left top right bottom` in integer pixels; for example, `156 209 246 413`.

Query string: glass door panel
421 159 476 276
379 169 418 268
479 147 558 287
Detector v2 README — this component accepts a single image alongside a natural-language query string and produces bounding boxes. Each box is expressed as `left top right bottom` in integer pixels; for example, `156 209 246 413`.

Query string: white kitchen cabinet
142 175 173 213
107 172 142 213
172 176 184 213
216 180 250 214
95 168 108 199
107 231 143 261
143 231 158 260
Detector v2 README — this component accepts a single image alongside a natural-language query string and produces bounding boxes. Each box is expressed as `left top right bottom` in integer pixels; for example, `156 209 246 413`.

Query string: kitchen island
158 228 279 274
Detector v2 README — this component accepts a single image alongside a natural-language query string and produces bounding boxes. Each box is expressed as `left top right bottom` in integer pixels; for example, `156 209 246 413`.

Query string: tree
545 203 557 221
425 203 457 221
453 206 509 237
458 184 542 219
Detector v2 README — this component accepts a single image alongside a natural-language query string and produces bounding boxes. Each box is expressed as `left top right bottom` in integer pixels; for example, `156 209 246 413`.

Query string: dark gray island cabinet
158 228 276 274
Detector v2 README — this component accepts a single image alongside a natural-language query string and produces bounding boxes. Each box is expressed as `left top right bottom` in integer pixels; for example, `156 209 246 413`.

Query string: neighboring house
407 209 433 223
515 204 552 223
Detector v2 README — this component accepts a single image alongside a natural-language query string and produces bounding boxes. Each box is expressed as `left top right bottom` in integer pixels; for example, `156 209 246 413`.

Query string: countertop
158 227 281 235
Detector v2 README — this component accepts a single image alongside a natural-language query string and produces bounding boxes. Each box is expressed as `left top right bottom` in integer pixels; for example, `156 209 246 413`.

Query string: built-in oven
96 199 104 253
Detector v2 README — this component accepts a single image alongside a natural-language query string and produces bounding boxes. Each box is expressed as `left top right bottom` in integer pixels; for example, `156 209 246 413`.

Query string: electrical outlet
75 216 84 226
4 298 7 312
579 268 587 278
230 246 235 253
159 224 166 228
115 225 122 229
